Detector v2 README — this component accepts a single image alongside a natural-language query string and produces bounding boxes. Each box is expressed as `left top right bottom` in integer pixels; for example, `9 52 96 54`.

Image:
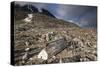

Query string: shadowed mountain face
14 4 39 20
14 4 56 20
31 13 80 28
14 4 79 28
14 4 38 12
21 5 38 12
13 3 97 66
41 8 56 18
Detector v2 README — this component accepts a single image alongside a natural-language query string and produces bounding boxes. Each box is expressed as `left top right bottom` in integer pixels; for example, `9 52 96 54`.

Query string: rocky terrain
13 4 97 66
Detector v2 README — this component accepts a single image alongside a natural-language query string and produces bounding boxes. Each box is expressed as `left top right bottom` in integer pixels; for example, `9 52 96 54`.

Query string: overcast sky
15 1 97 28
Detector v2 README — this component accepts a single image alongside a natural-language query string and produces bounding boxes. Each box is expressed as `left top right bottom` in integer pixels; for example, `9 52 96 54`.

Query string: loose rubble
14 12 97 65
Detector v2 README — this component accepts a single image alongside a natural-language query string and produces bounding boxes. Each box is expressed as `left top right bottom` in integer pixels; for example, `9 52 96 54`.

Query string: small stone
59 58 62 63
29 58 33 61
22 52 28 60
25 42 29 46
25 48 30 51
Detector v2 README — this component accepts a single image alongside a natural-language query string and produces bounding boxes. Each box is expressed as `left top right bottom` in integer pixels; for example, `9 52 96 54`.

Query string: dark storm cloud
79 7 97 28
54 5 97 28
15 1 97 28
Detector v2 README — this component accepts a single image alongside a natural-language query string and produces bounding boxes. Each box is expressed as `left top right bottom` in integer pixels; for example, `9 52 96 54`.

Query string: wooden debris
46 37 67 59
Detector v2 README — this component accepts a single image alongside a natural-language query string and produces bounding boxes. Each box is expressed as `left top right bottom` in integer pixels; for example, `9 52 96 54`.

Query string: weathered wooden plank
46 37 68 59
14 47 42 64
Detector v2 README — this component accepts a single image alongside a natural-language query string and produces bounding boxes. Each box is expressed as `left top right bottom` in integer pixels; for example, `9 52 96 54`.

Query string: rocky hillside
14 6 97 66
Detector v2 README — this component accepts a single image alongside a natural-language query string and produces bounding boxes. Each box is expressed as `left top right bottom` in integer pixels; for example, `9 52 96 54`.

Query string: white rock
50 31 54 35
25 42 29 46
52 56 56 59
37 49 48 60
25 48 30 51
29 58 33 61
59 58 62 63
45 33 49 41
22 52 28 59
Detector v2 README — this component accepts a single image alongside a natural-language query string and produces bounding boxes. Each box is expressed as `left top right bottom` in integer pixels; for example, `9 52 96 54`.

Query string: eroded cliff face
14 10 97 65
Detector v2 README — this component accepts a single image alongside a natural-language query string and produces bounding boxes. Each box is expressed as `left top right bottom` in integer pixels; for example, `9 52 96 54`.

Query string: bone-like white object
37 49 48 60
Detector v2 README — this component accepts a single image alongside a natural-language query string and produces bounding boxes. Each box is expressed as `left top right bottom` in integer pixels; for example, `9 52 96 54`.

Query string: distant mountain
14 4 56 20
14 4 38 13
14 11 80 28
14 4 38 20
21 4 38 13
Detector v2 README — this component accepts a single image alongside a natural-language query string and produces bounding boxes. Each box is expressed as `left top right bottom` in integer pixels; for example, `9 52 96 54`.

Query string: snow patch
23 14 33 23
